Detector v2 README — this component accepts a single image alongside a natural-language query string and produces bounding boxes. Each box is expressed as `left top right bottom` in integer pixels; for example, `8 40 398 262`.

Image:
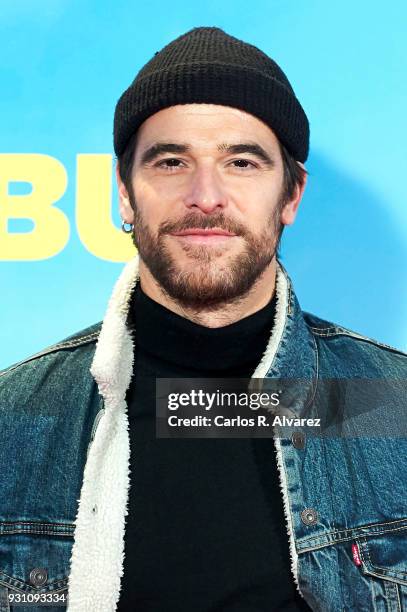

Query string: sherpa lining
66 255 300 610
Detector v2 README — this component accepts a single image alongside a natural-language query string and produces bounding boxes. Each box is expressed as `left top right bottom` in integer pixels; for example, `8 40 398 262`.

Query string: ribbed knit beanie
114 27 309 162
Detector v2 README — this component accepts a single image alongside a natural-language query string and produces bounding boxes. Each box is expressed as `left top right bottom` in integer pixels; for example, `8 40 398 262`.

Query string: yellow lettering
76 154 135 262
0 154 69 260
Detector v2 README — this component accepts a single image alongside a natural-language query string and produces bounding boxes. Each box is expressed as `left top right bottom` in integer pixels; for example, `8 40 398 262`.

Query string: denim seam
52 333 100 347
0 574 69 591
0 521 75 527
303 332 319 410
0 571 69 588
311 335 344 602
395 582 402 612
382 579 400 611
299 518 407 544
0 529 74 537
308 327 407 355
309 335 336 528
304 517 407 537
0 522 75 535
297 523 407 553
0 332 100 377
306 337 346 602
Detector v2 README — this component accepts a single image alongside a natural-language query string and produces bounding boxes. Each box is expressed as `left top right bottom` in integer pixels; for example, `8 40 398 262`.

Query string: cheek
255 176 284 204
230 182 279 225
133 179 155 208
133 180 173 230
134 176 183 208
135 174 186 201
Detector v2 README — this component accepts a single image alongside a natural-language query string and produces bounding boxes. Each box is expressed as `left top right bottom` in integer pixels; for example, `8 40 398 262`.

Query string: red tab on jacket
352 543 362 566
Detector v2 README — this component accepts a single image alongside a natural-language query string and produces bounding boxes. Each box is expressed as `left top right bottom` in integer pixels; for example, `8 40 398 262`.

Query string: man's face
118 104 304 310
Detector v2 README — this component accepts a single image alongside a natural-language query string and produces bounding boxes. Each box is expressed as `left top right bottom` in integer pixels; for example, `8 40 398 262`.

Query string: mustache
158 213 246 237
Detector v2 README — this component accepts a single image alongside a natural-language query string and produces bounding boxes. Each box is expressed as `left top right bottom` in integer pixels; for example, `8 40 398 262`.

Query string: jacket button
300 508 318 526
291 431 306 449
29 567 48 586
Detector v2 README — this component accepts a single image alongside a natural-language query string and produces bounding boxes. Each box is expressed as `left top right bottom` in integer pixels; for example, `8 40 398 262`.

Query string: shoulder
0 322 102 382
303 312 407 376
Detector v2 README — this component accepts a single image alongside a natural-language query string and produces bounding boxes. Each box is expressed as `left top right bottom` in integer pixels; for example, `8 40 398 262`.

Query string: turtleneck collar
127 282 277 375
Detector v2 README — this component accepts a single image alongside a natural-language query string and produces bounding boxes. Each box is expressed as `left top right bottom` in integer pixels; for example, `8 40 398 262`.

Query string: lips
171 228 236 237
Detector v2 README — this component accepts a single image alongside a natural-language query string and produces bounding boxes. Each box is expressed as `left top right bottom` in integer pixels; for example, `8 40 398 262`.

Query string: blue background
1 0 406 368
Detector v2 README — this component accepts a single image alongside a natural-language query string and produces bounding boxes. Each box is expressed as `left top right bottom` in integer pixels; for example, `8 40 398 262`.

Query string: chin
174 257 230 279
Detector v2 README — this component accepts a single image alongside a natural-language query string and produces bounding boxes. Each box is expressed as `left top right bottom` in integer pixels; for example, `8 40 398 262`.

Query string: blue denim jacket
0 255 406 612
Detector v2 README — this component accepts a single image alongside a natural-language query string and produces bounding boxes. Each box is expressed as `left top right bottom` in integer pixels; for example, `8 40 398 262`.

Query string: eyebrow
139 141 275 167
140 143 190 165
218 143 275 166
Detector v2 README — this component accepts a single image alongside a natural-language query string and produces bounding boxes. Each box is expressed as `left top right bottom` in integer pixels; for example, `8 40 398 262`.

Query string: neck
138 259 277 328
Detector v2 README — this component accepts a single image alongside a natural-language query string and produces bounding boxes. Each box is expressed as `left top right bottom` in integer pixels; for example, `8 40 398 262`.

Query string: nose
183 165 227 213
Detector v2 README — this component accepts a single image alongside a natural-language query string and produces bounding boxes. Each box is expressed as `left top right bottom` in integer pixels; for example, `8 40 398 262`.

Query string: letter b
0 154 69 260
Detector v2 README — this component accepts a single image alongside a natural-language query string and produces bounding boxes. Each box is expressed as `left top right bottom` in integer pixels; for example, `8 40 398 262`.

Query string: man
1 26 406 612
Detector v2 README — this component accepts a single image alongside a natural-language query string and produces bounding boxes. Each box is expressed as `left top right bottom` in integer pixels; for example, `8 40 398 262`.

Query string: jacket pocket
355 524 407 611
0 522 74 611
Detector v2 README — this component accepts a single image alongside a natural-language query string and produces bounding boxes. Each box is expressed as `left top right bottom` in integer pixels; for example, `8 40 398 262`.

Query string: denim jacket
0 255 406 612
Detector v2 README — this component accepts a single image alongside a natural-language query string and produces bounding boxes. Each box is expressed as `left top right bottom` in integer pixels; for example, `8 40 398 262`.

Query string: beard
129 190 284 311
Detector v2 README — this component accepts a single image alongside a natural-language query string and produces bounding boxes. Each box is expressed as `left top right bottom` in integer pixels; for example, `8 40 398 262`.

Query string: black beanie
114 27 309 162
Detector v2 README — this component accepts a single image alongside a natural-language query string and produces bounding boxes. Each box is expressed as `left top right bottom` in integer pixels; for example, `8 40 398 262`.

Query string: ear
116 162 135 224
280 165 307 226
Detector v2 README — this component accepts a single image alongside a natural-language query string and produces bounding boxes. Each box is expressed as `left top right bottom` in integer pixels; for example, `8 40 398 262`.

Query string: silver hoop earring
121 221 134 234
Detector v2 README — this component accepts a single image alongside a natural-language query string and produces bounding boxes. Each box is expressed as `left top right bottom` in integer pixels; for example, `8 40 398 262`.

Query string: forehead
135 104 280 151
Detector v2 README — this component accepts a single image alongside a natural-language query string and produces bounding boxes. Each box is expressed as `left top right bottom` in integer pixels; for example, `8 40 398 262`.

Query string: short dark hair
274 140 308 257
117 130 307 256
117 130 138 196
276 140 308 205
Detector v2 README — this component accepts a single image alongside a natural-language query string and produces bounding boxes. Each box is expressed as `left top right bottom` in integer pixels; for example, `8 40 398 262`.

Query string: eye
155 158 185 170
230 159 258 169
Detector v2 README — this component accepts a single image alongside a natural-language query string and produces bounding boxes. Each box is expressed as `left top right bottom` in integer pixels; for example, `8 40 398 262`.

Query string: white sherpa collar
66 254 299 611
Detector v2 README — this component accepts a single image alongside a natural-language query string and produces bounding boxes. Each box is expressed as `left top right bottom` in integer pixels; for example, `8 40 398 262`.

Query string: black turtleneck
116 284 311 612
